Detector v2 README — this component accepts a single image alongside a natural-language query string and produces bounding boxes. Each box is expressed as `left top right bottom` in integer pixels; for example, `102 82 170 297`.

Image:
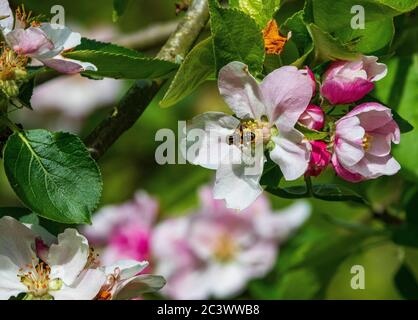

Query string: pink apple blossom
321 56 387 104
82 192 158 268
152 187 310 299
298 104 325 131
332 102 400 182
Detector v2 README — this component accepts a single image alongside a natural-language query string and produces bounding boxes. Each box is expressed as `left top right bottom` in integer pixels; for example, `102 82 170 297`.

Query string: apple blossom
184 61 313 210
298 104 325 131
152 186 310 299
321 55 387 105
331 102 400 182
82 192 158 267
0 216 165 300
0 0 96 74
0 216 106 300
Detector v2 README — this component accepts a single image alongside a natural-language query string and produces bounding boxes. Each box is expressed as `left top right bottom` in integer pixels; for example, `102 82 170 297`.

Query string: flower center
362 133 373 151
18 259 61 299
213 233 236 263
0 46 27 81
96 267 121 300
228 119 271 147
15 5 41 28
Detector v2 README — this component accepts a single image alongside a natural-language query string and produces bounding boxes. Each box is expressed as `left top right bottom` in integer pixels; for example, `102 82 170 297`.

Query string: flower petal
0 216 36 268
254 201 311 241
218 61 266 120
367 133 392 157
0 255 27 299
260 66 312 131
350 154 401 179
335 139 365 167
213 149 264 211
208 263 248 298
42 56 97 74
335 116 365 142
104 260 149 280
0 0 13 32
331 154 364 182
50 269 106 300
5 27 53 55
362 55 387 81
345 102 393 132
269 129 310 180
113 275 166 300
38 24 81 56
48 229 89 285
183 112 239 170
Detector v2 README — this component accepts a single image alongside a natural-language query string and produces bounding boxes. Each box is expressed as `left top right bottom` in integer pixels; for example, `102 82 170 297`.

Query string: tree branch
84 0 209 159
116 20 179 51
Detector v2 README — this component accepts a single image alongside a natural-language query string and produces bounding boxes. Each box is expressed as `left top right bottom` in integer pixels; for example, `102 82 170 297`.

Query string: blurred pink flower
331 102 400 182
320 55 387 104
82 192 159 270
31 75 123 118
152 187 310 299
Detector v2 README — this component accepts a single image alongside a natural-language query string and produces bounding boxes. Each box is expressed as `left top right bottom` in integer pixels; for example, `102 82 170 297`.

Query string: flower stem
304 175 313 197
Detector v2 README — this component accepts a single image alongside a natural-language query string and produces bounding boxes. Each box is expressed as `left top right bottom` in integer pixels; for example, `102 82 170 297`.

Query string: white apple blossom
0 216 165 300
183 61 314 210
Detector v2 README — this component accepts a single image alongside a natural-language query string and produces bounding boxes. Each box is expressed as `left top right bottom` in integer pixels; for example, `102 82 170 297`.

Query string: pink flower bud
305 141 331 177
320 56 387 104
299 104 325 131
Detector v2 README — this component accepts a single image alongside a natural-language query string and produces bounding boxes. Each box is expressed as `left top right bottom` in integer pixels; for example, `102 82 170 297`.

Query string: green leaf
64 38 177 80
310 0 417 54
266 185 308 199
280 10 313 67
160 37 215 108
19 213 39 225
113 0 130 22
394 264 418 299
312 184 366 204
16 78 35 110
232 0 282 27
260 157 283 187
296 123 328 140
209 0 265 75
307 23 360 63
374 55 418 179
392 109 414 133
4 130 102 224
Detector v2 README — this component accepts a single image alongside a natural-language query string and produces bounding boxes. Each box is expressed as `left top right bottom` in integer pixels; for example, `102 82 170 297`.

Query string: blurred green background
1 0 417 299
